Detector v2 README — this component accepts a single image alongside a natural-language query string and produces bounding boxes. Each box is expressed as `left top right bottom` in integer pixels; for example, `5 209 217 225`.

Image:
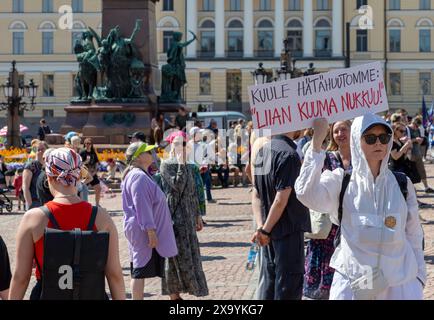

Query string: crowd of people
249 108 429 300
0 111 255 300
0 105 431 300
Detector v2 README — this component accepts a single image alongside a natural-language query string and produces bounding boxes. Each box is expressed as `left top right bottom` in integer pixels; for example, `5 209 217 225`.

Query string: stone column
215 0 225 57
332 0 343 57
187 0 198 58
274 0 285 57
243 0 254 57
303 0 313 57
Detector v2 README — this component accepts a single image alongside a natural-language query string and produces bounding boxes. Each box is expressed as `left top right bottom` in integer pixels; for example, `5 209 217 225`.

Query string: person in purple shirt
121 142 178 300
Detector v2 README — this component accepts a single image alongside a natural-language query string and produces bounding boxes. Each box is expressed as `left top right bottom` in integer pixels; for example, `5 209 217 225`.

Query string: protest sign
248 62 388 136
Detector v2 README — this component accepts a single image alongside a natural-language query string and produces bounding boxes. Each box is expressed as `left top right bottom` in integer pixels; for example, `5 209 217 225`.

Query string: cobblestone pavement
1 163 434 300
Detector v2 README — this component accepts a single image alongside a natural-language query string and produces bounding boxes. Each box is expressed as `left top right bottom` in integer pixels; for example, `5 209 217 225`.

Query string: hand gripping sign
248 62 389 136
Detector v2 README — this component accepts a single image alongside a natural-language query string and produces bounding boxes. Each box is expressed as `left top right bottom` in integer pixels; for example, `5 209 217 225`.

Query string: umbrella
0 124 29 136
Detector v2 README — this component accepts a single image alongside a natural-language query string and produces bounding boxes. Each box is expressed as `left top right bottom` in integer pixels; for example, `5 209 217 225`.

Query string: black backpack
334 171 408 248
36 205 110 300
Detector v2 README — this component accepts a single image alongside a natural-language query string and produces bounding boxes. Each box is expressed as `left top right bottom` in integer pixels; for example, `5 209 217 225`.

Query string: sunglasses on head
363 133 391 145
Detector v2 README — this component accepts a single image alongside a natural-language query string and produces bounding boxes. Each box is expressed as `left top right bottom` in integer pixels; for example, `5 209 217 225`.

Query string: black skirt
130 249 164 279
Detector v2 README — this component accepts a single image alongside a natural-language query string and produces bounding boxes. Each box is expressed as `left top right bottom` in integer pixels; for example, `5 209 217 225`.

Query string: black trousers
257 231 305 300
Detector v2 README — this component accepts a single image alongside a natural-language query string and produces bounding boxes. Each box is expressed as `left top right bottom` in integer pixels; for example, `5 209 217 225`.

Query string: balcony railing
255 50 274 58
197 51 215 58
314 49 332 57
226 50 244 58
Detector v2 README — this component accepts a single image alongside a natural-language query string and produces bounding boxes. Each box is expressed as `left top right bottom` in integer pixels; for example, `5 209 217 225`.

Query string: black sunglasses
363 133 391 145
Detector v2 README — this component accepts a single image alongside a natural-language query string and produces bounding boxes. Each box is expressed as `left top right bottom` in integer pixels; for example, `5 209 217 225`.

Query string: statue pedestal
60 103 154 144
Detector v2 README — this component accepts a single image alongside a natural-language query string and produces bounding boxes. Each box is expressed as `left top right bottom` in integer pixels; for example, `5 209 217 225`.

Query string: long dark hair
83 138 96 154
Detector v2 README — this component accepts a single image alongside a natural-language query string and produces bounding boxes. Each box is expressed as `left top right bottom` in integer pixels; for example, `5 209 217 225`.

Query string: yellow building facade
1 0 434 133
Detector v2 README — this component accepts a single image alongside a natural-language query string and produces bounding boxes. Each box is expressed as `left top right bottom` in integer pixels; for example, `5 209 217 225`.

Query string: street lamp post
0 61 38 148
252 62 268 85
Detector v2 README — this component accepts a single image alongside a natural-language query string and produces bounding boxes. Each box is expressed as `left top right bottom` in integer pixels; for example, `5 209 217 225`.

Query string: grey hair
122 141 144 180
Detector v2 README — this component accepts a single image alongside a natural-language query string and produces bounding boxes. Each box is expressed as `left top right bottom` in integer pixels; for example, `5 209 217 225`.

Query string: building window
163 31 173 53
227 20 243 57
227 71 242 111
42 32 54 54
199 72 211 95
257 20 273 57
203 0 215 11
389 73 401 95
420 72 431 95
317 0 329 10
199 20 215 57
200 31 215 54
43 75 54 97
259 0 271 11
389 29 401 52
72 31 82 53
389 0 400 10
286 20 303 56
42 109 54 118
13 32 24 54
315 19 331 56
13 0 24 12
42 0 53 12
230 0 242 11
420 29 431 52
420 0 431 10
163 0 174 11
288 0 301 10
72 0 83 13
357 0 367 8
356 30 368 52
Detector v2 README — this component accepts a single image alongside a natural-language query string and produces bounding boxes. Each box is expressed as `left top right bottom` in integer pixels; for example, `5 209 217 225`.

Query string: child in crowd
13 168 24 211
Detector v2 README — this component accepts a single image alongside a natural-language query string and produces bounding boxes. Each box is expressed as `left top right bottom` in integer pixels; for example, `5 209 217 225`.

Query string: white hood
350 113 393 185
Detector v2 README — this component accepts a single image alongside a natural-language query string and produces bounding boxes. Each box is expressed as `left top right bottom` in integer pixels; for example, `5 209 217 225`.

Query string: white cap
189 126 201 137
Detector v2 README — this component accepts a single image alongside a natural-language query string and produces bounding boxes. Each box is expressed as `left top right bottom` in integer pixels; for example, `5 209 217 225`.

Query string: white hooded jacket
295 113 426 287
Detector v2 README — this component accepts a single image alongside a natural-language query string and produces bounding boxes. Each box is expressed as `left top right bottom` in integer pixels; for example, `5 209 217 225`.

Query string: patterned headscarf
45 148 82 186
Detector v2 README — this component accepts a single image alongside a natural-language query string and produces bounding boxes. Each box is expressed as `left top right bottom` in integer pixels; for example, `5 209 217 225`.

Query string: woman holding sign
295 114 426 300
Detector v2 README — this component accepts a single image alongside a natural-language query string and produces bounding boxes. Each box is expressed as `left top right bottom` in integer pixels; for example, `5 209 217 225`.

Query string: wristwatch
258 227 271 237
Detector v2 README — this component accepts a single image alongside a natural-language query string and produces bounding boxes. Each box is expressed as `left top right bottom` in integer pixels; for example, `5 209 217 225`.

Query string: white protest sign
248 62 388 136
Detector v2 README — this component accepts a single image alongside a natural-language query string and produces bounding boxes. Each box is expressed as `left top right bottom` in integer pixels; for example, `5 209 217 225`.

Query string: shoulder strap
39 206 60 229
72 228 82 300
392 171 408 200
338 173 351 224
87 206 98 231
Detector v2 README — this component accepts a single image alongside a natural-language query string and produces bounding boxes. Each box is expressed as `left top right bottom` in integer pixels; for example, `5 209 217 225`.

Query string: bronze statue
72 19 146 102
73 28 101 101
160 31 197 103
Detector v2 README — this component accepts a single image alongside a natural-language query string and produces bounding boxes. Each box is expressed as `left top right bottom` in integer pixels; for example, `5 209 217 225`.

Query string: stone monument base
60 103 155 144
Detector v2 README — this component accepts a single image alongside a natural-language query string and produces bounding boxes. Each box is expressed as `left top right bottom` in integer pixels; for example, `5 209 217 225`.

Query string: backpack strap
391 171 408 200
72 228 82 300
338 173 351 224
87 206 98 231
39 206 60 229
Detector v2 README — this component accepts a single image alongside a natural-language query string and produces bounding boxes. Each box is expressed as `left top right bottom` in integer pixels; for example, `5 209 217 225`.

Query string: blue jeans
201 170 213 201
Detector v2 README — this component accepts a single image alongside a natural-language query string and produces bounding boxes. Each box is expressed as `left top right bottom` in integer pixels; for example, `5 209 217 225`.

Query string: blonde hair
327 120 352 151
122 142 144 180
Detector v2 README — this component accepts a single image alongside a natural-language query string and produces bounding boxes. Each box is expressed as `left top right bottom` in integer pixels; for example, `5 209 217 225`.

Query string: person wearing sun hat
121 142 177 300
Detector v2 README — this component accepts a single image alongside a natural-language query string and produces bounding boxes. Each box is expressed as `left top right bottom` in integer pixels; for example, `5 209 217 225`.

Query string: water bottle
245 243 259 271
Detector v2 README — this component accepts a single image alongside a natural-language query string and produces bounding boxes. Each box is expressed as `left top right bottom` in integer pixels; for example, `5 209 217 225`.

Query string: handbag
305 210 332 240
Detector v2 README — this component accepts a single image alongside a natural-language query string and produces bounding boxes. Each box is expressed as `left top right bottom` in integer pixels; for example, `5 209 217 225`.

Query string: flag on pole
429 100 434 124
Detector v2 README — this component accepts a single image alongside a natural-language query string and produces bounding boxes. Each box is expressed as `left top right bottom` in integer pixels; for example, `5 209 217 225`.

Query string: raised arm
294 118 343 220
